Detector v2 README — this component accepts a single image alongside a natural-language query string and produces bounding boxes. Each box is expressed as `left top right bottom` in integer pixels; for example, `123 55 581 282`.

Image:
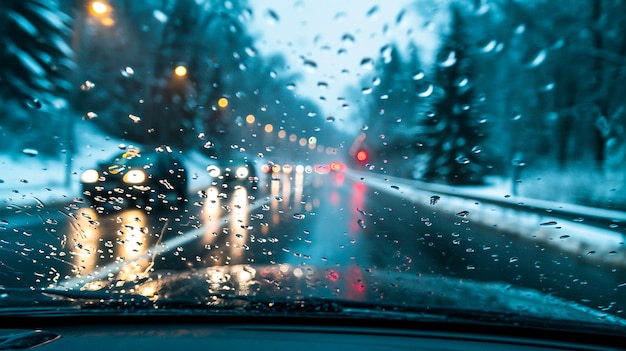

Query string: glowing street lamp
174 65 188 77
218 97 229 108
90 1 109 15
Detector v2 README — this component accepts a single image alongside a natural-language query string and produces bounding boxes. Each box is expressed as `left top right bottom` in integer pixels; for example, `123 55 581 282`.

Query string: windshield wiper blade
0 330 60 350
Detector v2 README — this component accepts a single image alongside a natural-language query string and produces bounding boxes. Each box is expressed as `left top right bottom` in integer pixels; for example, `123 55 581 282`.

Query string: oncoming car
80 146 187 207
206 157 259 190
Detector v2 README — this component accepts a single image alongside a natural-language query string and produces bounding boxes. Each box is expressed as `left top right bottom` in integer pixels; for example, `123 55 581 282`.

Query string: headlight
282 164 293 175
80 169 99 183
206 165 221 177
122 169 146 184
235 166 249 179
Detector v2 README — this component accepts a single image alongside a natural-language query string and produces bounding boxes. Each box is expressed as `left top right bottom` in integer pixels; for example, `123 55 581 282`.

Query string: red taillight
356 150 368 162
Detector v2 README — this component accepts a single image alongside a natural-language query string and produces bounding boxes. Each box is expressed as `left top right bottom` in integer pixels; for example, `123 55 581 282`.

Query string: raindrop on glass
438 50 457 67
455 156 470 165
25 97 42 109
121 66 135 77
80 81 95 91
22 148 39 157
360 57 375 70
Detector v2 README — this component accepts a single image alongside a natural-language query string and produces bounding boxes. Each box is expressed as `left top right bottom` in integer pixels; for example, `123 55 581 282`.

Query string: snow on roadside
346 170 626 268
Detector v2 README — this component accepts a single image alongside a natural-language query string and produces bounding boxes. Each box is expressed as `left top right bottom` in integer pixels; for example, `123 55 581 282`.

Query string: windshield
2 0 626 338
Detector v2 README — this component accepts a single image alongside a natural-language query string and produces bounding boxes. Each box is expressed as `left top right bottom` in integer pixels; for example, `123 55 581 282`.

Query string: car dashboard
4 315 623 351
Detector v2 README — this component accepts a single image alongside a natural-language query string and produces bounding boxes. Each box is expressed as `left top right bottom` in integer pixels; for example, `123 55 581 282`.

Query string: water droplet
438 50 457 67
22 148 39 157
455 211 469 218
361 87 372 95
559 235 570 239
540 221 557 226
366 5 379 17
265 9 280 24
80 81 95 91
429 196 440 205
412 70 425 80
417 83 434 98
128 114 141 123
293 213 305 220
509 257 519 263
471 146 482 154
83 111 98 120
480 39 497 53
303 59 317 72
121 66 135 77
341 33 355 43
455 76 469 87
357 219 366 229
25 97 42 109
529 49 547 67
360 57 374 70
455 156 470 165
326 116 335 122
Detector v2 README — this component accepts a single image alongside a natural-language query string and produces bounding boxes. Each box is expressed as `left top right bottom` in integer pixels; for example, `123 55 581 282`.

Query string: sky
247 0 443 132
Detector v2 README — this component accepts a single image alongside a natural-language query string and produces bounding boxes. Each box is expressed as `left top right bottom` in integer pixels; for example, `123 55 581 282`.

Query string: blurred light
80 169 99 183
264 124 273 133
317 145 324 153
277 130 286 139
308 136 317 145
261 164 271 173
101 17 115 26
235 166 249 179
282 164 293 175
295 165 304 173
304 165 313 173
356 149 368 162
218 97 229 108
174 65 187 77
246 114 255 124
123 169 146 184
289 134 297 142
299 138 307 147
272 164 281 173
90 1 109 15
330 162 341 171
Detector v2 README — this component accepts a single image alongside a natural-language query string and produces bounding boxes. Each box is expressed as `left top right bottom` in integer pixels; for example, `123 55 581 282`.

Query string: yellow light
308 136 317 145
101 17 115 26
246 114 255 124
90 1 109 15
174 65 187 77
218 97 228 108
264 124 273 133
80 169 99 183
277 130 286 139
123 169 146 184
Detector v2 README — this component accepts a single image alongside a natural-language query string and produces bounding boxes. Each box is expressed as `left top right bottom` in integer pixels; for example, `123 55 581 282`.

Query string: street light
90 1 109 15
174 65 188 77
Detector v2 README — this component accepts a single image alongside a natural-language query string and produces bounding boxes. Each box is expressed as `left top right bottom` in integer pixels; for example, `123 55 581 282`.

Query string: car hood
2 264 625 331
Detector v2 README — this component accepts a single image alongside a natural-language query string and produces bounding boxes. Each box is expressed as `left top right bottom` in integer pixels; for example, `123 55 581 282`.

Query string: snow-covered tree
416 4 486 185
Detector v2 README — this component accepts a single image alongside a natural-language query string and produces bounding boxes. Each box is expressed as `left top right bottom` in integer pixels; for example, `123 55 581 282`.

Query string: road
1 169 625 316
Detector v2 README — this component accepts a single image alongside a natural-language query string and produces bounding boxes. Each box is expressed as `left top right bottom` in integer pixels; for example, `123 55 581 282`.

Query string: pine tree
0 0 73 102
418 5 486 185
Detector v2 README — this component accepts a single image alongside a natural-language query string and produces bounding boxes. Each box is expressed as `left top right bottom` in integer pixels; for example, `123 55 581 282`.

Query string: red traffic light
356 149 368 162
